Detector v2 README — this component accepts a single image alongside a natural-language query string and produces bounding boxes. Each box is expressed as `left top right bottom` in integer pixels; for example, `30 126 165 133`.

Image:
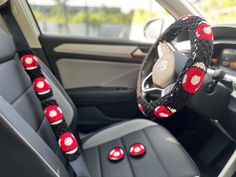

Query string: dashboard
211 43 236 76
205 26 236 76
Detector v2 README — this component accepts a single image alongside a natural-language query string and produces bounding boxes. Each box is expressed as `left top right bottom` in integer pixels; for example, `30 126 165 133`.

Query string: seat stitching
36 116 47 132
146 126 200 176
142 129 170 177
98 146 103 177
120 137 135 177
0 112 60 177
11 86 32 105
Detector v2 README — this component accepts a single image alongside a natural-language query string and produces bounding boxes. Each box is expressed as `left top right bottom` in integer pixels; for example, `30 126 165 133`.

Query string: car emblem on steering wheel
157 60 168 71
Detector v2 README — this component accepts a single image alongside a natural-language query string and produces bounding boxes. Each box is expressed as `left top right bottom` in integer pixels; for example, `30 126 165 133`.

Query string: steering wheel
137 15 214 118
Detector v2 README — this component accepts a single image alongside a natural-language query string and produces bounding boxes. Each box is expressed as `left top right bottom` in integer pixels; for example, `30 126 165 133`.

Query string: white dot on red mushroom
49 110 57 117
134 147 141 152
114 152 120 157
64 137 73 146
191 75 201 85
203 27 211 34
110 150 115 155
25 58 33 64
57 107 62 113
37 81 45 88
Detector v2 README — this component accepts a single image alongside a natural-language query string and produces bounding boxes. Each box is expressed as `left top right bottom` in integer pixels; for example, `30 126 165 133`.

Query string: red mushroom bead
44 105 63 125
129 143 146 158
33 77 51 95
21 54 39 70
182 67 205 93
138 104 143 113
58 132 78 154
196 22 213 41
108 147 124 162
153 105 173 118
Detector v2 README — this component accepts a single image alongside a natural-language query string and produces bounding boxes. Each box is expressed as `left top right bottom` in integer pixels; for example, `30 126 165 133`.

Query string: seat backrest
0 29 78 177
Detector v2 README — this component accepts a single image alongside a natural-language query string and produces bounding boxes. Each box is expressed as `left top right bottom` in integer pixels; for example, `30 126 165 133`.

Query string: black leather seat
0 29 199 177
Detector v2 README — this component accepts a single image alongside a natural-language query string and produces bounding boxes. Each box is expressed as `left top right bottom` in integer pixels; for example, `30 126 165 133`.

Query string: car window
27 0 175 43
188 0 236 25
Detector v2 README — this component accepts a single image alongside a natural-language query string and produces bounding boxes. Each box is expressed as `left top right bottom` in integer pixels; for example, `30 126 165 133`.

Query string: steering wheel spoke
142 72 175 97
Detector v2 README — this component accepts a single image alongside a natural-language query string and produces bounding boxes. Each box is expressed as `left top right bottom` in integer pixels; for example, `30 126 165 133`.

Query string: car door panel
39 34 150 131
56 59 140 89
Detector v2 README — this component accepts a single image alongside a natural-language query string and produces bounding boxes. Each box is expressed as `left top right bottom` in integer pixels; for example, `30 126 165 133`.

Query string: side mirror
144 18 164 41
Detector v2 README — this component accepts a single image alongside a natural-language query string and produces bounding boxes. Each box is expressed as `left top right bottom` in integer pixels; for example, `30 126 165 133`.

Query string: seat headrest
0 29 15 63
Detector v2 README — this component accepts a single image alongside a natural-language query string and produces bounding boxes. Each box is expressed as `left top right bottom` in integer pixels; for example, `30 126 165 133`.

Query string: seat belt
0 2 90 175
20 50 81 161
0 0 80 159
0 0 51 68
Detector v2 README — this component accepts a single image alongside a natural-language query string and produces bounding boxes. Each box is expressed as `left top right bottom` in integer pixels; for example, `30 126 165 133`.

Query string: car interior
0 0 236 177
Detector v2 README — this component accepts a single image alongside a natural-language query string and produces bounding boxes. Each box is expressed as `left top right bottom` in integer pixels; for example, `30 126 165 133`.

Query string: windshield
189 0 236 25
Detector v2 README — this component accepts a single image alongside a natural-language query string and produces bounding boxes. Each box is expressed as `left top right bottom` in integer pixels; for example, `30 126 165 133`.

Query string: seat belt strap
0 1 81 161
18 51 81 162
0 1 83 172
0 1 51 68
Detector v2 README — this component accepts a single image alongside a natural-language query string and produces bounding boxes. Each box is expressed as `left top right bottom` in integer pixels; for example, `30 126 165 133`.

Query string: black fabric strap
0 1 52 69
19 51 81 161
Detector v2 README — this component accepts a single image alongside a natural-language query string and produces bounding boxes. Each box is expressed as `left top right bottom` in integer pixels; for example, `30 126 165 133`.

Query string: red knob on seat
129 143 146 158
108 147 124 162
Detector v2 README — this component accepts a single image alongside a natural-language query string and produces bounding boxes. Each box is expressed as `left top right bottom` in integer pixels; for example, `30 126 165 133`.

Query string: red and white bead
44 105 63 125
58 132 78 154
180 15 192 21
33 77 51 95
196 22 213 41
129 143 146 158
153 105 173 118
108 147 124 162
182 67 205 93
21 54 39 70
138 104 143 113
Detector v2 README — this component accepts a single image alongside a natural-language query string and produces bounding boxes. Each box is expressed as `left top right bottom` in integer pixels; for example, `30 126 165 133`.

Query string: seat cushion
82 119 199 177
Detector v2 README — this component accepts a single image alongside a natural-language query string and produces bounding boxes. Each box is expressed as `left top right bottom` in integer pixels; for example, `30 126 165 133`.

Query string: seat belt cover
19 51 80 161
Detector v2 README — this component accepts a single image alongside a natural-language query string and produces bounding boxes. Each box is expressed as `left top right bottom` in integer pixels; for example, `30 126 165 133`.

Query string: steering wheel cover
137 15 214 118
